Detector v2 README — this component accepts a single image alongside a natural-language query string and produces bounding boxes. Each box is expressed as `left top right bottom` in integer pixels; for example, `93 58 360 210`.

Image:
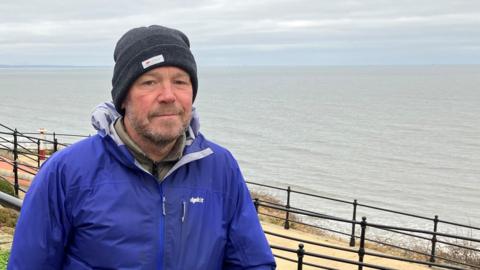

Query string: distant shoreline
2 64 480 69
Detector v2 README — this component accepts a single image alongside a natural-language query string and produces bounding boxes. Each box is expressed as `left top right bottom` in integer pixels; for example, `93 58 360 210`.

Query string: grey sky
1 0 480 66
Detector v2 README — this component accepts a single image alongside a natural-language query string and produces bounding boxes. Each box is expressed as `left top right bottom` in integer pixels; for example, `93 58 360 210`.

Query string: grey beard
138 125 184 147
126 113 187 148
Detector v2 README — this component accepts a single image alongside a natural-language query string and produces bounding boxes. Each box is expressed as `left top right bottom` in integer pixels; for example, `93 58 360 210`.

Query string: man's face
122 66 193 146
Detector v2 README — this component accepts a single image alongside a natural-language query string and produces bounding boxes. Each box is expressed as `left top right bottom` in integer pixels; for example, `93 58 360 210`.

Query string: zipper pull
162 196 166 216
181 201 186 223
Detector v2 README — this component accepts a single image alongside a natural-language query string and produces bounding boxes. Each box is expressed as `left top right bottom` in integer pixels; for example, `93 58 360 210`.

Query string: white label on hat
142 54 164 69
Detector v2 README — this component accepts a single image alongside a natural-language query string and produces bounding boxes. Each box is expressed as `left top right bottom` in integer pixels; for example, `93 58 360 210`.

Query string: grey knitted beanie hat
111 25 198 114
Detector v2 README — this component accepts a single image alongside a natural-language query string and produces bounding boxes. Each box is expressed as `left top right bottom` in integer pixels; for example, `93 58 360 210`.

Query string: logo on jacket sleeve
190 197 204 204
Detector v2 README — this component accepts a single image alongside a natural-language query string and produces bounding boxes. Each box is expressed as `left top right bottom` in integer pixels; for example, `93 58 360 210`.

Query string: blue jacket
9 106 276 270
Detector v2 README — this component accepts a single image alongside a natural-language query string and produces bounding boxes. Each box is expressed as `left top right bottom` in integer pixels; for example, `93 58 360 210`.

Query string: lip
151 114 178 119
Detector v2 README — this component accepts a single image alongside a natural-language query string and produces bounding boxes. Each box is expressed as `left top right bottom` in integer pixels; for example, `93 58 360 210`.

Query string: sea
1 65 479 238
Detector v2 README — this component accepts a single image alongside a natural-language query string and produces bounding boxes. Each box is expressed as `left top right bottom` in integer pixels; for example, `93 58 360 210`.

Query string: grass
0 208 16 270
0 179 15 197
0 250 9 269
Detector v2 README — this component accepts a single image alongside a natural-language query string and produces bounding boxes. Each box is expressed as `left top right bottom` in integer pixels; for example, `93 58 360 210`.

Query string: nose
155 82 176 103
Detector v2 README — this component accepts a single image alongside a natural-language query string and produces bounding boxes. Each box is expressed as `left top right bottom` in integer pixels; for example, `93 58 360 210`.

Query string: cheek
182 104 192 118
180 105 192 124
177 93 193 110
125 102 148 122
126 95 150 112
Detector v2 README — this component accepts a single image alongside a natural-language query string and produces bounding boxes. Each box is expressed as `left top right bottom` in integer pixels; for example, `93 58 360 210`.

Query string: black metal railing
0 123 87 196
246 181 480 245
1 122 478 269
2 189 476 270
253 199 480 270
250 195 480 269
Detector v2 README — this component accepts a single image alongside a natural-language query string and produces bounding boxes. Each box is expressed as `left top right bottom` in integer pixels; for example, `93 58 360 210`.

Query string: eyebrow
144 69 189 78
172 73 190 79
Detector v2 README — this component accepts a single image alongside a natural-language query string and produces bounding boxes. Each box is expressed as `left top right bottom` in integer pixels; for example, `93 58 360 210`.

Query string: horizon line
2 63 480 69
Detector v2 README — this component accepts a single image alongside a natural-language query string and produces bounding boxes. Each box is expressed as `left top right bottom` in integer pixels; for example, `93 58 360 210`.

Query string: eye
141 80 157 86
174 79 189 85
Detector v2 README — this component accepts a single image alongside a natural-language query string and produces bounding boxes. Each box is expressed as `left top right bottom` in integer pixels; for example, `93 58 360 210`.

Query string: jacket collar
91 102 201 141
91 102 212 177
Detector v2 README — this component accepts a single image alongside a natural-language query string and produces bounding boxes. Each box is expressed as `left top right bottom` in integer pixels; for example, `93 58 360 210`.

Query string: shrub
0 180 14 197
0 208 18 228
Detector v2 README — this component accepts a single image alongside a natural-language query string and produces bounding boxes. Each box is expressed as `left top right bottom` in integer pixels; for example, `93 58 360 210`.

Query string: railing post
13 160 19 197
358 217 367 270
429 215 439 267
296 243 304 270
13 129 19 197
350 199 358 247
53 132 58 153
13 129 18 161
254 198 259 213
37 138 41 167
284 186 291 229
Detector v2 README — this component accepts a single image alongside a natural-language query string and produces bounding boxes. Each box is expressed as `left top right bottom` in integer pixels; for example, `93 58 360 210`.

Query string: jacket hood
91 101 200 140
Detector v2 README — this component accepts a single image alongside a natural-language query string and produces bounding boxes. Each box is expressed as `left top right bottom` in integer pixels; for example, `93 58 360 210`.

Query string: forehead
141 66 189 77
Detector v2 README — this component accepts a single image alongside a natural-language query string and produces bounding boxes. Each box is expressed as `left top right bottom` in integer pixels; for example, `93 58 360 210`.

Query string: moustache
148 107 183 118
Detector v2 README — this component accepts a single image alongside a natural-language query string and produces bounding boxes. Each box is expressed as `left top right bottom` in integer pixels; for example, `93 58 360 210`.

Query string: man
9 25 276 270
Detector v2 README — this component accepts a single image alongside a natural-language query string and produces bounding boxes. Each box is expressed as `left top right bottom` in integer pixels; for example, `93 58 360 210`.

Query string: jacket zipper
157 182 165 270
151 161 164 270
181 201 186 223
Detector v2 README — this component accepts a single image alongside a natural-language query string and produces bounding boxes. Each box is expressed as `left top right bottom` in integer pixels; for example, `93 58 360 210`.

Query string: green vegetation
0 250 9 269
0 207 16 270
0 179 15 197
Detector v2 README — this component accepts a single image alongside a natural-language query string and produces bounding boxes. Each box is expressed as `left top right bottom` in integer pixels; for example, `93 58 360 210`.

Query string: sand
262 222 432 270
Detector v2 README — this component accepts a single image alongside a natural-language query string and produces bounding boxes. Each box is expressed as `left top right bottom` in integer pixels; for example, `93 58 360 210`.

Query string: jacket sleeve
8 159 72 270
223 161 276 270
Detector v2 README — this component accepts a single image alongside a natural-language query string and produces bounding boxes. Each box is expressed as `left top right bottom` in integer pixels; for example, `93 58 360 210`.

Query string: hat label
142 54 164 69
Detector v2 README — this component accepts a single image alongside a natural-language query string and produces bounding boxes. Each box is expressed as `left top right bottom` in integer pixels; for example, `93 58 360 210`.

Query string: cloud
0 0 479 65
